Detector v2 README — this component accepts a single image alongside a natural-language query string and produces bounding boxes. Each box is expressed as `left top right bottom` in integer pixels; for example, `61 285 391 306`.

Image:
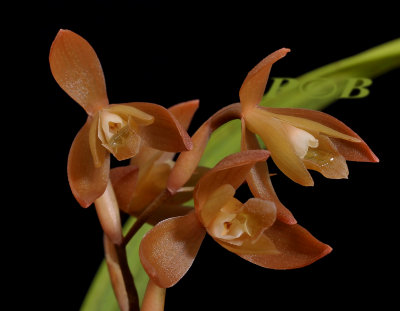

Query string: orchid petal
239 48 290 115
139 211 206 288
129 162 172 214
268 110 361 143
146 205 193 226
241 220 332 269
49 29 108 115
123 102 192 152
241 120 297 224
67 117 110 208
200 184 237 228
216 233 278 255
168 122 212 193
168 99 199 131
245 109 314 186
242 198 276 239
194 150 271 211
109 166 139 214
265 107 379 162
304 134 349 179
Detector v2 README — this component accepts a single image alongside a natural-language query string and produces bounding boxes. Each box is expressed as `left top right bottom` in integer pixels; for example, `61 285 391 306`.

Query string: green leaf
80 218 153 311
199 38 400 167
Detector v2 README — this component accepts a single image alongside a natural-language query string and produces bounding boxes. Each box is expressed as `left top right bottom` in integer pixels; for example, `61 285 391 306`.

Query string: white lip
284 123 319 159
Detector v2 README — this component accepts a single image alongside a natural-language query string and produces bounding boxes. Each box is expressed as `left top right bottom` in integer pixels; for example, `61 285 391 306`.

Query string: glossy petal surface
241 220 332 269
245 109 314 186
303 134 349 179
139 211 206 288
241 121 297 224
49 29 108 115
265 107 379 162
239 48 290 114
67 117 110 207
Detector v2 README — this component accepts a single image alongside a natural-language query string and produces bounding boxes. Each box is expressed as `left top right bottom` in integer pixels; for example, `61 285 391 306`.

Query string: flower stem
122 189 172 247
95 181 139 311
114 243 140 311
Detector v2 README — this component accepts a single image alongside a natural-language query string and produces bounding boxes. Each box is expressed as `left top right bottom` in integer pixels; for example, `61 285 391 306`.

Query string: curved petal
49 29 108 115
123 102 192 152
139 211 206 288
304 134 349 179
239 48 290 115
146 205 193 226
241 120 297 224
241 220 332 269
194 150 271 212
242 198 276 239
129 162 171 214
265 107 379 162
216 233 278 255
245 108 314 186
109 166 139 213
67 117 110 208
167 121 212 193
168 99 199 131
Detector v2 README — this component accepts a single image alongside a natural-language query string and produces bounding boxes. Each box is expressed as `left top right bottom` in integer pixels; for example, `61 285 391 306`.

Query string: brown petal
129 162 171 214
167 122 212 193
49 29 108 115
67 117 110 208
245 108 314 186
194 150 271 211
168 99 199 131
241 120 297 224
239 48 290 114
122 102 193 152
265 107 379 162
109 166 139 213
241 220 332 269
242 198 276 239
139 211 206 288
216 233 278 255
304 134 349 179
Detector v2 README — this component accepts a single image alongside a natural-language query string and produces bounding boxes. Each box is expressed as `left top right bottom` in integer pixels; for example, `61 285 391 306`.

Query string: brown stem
114 243 140 311
122 189 172 247
95 182 139 311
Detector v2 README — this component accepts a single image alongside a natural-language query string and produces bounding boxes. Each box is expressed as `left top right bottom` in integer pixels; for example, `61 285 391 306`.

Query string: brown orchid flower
110 99 207 224
139 150 331 288
239 48 379 186
49 29 192 208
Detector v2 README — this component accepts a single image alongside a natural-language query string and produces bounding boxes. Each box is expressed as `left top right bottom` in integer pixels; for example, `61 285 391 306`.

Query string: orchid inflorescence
50 29 378 311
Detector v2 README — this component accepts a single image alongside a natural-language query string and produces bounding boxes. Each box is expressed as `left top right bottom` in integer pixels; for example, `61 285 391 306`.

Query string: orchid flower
239 48 379 186
49 30 192 207
110 99 208 224
139 150 331 288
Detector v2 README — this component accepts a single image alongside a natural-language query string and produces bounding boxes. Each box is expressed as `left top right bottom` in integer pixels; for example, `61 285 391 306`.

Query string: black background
15 1 399 310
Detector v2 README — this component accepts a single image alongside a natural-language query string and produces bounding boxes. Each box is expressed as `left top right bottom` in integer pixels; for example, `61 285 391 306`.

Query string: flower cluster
51 30 378 310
